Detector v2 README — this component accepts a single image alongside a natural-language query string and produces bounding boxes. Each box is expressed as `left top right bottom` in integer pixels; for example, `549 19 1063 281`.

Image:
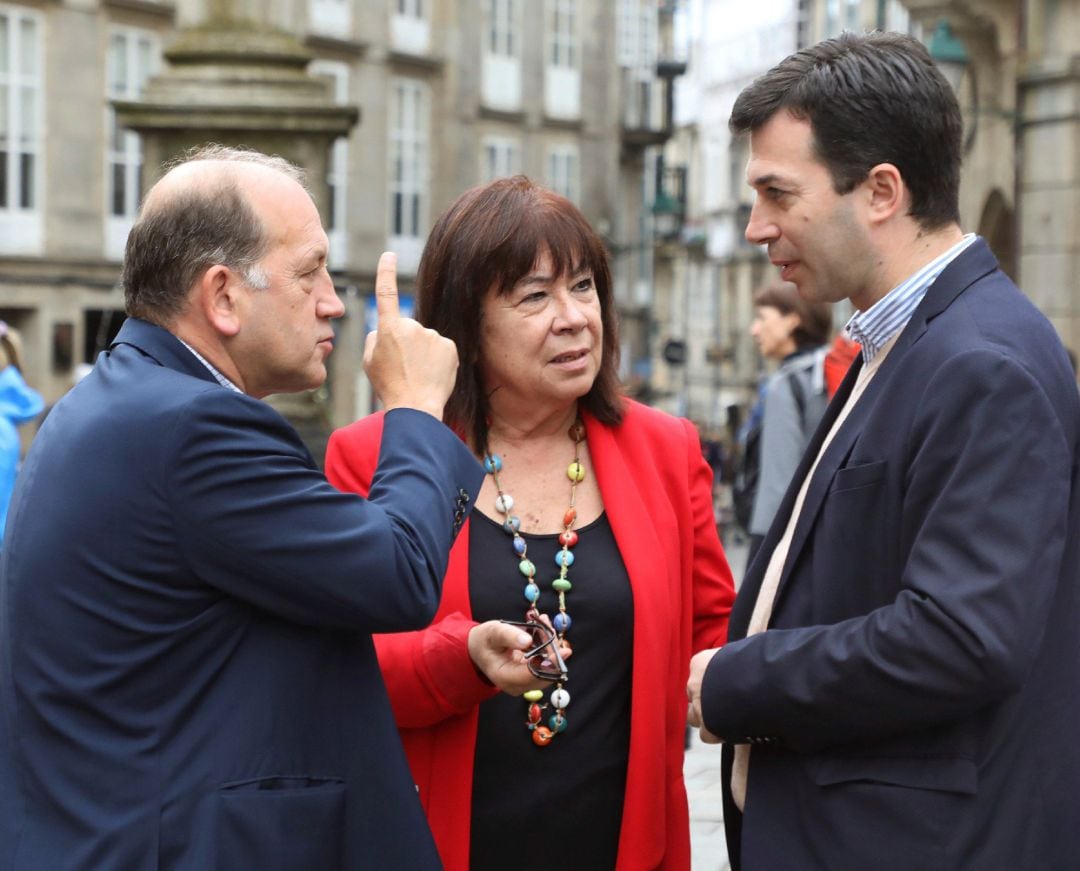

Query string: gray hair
122 144 307 323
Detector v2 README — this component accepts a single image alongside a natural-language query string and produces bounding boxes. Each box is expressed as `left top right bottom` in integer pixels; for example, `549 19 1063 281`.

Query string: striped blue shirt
178 338 242 393
846 234 977 364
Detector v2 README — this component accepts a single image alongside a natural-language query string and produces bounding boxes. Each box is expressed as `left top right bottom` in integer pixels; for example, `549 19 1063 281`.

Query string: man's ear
196 265 243 338
863 162 906 226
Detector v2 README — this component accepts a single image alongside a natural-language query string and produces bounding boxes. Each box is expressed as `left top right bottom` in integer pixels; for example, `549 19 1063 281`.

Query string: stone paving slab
686 730 730 871
685 531 746 871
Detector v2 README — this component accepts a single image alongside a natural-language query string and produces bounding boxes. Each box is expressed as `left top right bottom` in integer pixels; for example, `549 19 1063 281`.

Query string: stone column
112 0 361 458
114 0 358 215
1017 59 1080 353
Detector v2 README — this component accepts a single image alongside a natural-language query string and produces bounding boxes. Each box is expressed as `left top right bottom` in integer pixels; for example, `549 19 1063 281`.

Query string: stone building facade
651 0 918 432
903 0 1080 356
0 0 675 452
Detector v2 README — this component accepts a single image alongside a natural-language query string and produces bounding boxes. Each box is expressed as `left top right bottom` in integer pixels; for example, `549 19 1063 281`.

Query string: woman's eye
573 277 594 292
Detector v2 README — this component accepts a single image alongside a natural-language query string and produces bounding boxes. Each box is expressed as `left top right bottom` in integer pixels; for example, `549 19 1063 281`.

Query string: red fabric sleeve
679 416 736 653
325 418 498 729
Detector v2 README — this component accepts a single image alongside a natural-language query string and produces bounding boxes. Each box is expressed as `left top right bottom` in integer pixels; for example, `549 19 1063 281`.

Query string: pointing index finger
374 251 400 323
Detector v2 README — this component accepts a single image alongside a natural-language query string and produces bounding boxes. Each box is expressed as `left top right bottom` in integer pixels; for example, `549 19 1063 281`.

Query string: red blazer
325 400 735 870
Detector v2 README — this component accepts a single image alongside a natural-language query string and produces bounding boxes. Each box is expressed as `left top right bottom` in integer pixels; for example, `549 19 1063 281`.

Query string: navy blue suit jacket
0 318 483 869
703 240 1080 870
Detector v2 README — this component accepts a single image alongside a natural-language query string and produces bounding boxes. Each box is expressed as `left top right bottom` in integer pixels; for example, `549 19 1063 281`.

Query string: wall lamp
927 19 969 92
651 191 684 241
927 19 1020 153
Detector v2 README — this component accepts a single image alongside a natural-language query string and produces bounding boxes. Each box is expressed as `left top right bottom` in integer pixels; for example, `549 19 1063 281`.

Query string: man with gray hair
0 145 484 869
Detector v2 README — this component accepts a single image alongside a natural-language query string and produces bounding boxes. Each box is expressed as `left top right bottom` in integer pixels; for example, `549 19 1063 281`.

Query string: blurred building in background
2 0 1077 459
648 0 798 430
901 1 1080 358
0 0 680 456
650 0 917 435
652 0 1080 440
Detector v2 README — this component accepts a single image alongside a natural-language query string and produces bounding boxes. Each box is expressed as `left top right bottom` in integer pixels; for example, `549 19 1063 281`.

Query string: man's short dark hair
730 31 962 231
122 145 307 324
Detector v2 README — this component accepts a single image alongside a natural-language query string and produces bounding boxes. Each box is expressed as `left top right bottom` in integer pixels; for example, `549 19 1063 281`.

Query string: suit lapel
728 354 863 639
760 239 1001 622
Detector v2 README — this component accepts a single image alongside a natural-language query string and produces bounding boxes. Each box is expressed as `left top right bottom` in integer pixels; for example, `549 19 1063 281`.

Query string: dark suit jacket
0 318 483 869
701 239 1080 870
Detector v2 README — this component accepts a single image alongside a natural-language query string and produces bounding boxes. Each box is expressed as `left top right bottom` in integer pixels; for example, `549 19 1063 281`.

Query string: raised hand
363 251 459 420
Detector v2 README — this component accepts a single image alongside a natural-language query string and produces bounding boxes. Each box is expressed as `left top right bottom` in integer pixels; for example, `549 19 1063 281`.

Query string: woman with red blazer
326 176 734 870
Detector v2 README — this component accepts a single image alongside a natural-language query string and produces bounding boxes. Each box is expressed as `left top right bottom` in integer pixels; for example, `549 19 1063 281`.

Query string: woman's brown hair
416 176 623 450
0 322 24 373
752 281 833 348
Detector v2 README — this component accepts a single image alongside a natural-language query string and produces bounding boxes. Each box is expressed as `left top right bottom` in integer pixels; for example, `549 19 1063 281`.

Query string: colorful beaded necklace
483 417 585 746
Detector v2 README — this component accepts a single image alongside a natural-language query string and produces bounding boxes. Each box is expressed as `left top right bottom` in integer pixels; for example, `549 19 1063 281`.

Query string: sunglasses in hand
501 619 569 682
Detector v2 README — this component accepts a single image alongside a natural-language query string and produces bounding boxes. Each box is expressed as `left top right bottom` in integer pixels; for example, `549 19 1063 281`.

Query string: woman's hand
467 620 572 696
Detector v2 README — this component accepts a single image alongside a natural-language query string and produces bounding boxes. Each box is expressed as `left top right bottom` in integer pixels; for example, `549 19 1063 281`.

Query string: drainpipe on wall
1013 0 1026 288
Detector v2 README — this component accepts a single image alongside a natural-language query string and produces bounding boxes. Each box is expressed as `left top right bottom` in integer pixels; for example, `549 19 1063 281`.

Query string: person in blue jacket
0 145 485 870
0 322 44 547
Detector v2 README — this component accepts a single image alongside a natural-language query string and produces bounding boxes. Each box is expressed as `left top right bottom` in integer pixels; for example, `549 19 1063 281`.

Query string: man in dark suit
0 146 485 868
687 32 1079 870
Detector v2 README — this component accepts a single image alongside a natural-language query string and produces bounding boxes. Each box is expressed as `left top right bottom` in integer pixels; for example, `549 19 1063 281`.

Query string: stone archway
977 188 1016 281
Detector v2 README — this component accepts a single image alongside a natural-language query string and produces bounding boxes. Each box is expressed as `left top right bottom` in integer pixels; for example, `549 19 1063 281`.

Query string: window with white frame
482 0 521 109
617 0 656 70
824 0 840 36
0 5 42 254
309 0 352 37
388 78 429 273
884 0 913 34
488 0 516 56
392 0 429 55
796 0 812 48
311 60 349 269
105 27 159 260
482 136 520 182
632 164 652 307
844 0 860 31
617 0 660 131
546 144 578 203
549 0 576 68
545 0 580 118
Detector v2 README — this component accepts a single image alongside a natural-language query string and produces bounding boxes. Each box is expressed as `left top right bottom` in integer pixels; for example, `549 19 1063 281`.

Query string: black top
468 510 634 871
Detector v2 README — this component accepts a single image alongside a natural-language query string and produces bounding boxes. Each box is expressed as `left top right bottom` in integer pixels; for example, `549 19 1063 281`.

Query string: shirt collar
846 233 977 364
177 339 243 393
